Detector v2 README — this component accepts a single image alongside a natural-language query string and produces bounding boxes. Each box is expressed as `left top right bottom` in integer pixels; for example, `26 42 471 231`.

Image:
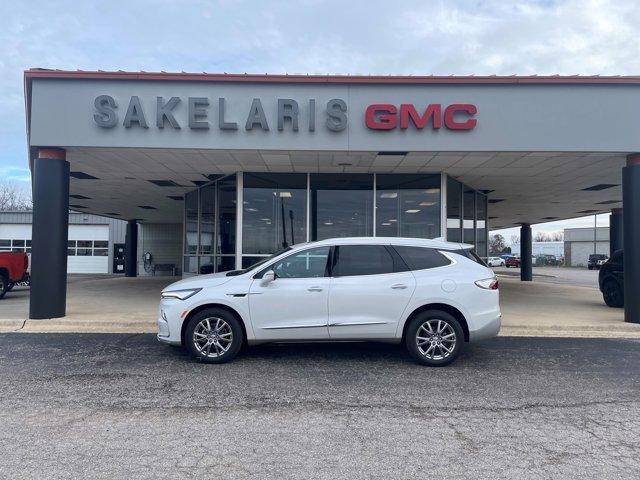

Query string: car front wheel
405 310 464 366
185 308 243 363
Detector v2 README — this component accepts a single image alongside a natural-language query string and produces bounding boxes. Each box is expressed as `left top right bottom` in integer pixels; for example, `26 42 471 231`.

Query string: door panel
248 246 331 341
328 245 416 339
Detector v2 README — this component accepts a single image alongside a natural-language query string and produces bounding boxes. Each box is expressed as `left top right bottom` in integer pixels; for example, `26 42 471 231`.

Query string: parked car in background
499 254 512 260
505 256 521 268
599 250 623 308
536 254 559 266
588 254 609 270
487 257 506 267
0 252 29 299
157 237 501 367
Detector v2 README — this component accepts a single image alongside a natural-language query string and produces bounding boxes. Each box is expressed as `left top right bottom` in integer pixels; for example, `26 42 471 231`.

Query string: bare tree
550 231 564 241
0 181 32 211
510 234 520 245
534 231 550 242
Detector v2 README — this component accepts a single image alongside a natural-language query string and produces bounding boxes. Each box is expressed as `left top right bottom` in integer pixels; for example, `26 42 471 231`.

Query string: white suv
157 237 501 366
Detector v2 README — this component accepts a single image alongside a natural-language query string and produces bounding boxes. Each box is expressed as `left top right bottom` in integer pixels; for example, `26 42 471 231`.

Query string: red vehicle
505 256 521 268
0 252 29 299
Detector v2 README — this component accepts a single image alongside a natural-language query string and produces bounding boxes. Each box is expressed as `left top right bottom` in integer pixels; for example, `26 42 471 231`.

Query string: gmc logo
365 103 477 131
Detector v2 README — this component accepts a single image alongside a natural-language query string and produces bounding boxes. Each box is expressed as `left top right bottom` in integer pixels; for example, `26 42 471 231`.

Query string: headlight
161 288 202 300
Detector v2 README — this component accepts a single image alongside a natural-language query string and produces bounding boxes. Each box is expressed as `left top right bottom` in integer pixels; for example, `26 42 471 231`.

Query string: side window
334 245 394 277
450 248 487 267
393 246 451 271
269 246 330 279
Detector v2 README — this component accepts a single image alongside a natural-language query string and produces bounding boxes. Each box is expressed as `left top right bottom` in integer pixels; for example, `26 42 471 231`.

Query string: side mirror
260 270 276 286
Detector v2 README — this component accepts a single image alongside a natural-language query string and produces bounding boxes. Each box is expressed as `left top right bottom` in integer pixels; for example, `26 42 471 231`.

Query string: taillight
475 277 499 290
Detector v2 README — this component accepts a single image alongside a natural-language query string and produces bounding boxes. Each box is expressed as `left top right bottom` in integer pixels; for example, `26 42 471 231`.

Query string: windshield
225 247 293 276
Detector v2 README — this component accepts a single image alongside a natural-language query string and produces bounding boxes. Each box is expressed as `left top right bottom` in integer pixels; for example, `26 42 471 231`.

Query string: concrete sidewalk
0 274 638 338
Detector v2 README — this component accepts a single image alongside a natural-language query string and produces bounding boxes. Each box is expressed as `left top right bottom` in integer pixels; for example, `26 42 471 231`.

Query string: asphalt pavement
1 333 639 479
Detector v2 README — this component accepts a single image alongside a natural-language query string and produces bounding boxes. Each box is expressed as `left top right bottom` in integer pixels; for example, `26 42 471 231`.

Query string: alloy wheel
416 319 457 360
193 317 234 358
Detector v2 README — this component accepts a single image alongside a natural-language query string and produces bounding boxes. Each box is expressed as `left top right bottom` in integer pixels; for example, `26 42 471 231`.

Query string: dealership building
23 69 640 323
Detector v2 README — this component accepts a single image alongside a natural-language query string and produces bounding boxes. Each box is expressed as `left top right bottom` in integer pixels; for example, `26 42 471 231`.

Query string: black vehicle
588 253 608 270
598 250 623 308
536 254 558 266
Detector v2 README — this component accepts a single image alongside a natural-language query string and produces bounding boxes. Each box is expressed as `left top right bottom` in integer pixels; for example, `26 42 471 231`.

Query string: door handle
391 284 408 289
307 286 323 292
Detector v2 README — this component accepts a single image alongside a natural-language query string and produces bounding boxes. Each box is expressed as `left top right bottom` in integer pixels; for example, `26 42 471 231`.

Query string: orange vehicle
0 252 29 299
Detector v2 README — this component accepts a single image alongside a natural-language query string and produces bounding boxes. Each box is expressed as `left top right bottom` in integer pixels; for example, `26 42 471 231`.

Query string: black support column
29 148 69 319
623 155 640 324
125 220 138 277
520 223 532 282
609 208 623 257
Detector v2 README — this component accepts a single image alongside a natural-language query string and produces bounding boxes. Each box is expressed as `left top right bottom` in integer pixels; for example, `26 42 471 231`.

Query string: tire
0 274 7 300
602 279 624 308
588 266 593 270
405 310 464 367
185 308 243 363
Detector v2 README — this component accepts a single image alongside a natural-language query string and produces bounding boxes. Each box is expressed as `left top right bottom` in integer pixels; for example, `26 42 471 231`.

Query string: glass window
94 240 108 249
199 184 216 255
183 256 198 274
269 246 330 279
216 256 236 272
93 248 108 257
217 175 236 255
13 240 25 247
243 173 307 254
376 174 440 238
26 240 32 247
67 240 77 248
198 256 215 275
0 240 10 248
76 248 92 256
311 174 373 241
77 240 92 248
184 190 199 254
476 193 487 258
67 248 76 256
393 246 451 270
446 177 462 242
463 186 475 245
334 245 394 277
242 256 270 269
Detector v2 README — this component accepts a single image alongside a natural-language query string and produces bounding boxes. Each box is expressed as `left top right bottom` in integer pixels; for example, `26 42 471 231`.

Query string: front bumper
156 300 185 345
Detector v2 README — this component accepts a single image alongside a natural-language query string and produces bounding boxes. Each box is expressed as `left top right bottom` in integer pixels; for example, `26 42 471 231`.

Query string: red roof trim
23 69 640 85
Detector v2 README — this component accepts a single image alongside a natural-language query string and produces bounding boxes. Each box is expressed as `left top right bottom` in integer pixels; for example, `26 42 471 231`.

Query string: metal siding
137 223 182 276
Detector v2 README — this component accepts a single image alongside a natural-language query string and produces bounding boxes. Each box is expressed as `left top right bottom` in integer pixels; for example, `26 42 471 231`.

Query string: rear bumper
469 313 501 342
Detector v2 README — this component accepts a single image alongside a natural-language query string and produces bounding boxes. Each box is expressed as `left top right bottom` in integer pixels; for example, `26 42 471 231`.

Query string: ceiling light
245 208 258 212
324 222 334 225
260 218 271 221
424 188 439 194
274 191 292 197
381 222 392 226
389 219 397 222
380 192 398 199
419 201 436 206
405 209 421 214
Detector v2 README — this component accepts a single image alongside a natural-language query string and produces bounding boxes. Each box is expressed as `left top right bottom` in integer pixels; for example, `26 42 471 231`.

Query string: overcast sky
2 0 637 235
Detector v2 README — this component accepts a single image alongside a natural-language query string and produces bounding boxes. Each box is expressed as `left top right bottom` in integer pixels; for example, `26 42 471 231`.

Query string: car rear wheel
0 274 8 300
602 279 624 308
405 310 464 366
185 308 243 364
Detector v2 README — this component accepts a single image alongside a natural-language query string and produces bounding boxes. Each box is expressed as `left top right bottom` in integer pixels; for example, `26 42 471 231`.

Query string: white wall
137 223 182 276
569 241 609 267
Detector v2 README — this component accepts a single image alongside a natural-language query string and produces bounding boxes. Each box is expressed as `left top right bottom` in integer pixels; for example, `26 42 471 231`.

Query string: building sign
93 96 477 133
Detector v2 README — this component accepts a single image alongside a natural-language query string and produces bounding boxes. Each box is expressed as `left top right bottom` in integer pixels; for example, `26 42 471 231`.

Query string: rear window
393 246 451 271
450 248 487 267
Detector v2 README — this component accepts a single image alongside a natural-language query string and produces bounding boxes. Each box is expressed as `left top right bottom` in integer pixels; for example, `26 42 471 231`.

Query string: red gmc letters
365 103 477 131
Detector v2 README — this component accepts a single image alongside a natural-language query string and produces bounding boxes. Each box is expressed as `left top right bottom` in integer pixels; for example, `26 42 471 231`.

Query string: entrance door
249 246 331 341
328 244 416 339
